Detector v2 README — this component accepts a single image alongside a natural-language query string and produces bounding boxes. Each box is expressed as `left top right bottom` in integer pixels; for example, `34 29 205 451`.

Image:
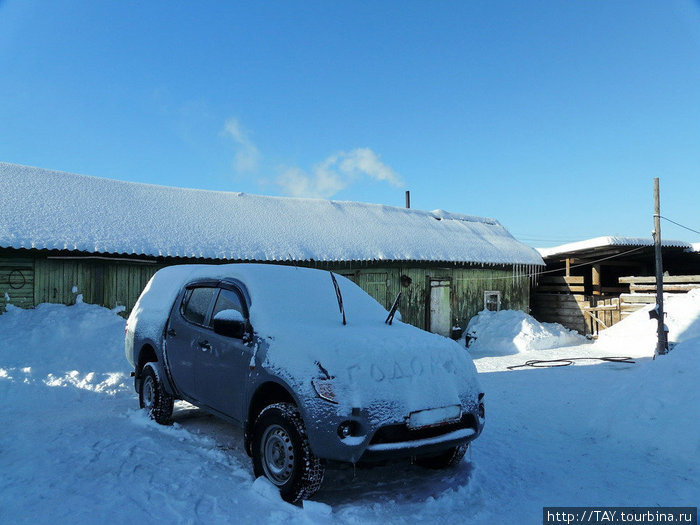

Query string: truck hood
260 319 481 418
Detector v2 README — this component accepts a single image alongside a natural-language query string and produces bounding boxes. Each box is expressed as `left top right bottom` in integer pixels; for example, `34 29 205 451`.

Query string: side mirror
212 309 247 339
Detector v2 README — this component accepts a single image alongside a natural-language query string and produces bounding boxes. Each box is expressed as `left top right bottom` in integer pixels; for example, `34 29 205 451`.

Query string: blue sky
1 0 699 247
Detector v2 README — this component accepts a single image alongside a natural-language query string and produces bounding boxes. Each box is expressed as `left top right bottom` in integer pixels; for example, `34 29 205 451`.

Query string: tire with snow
138 363 174 425
413 443 468 469
252 402 324 503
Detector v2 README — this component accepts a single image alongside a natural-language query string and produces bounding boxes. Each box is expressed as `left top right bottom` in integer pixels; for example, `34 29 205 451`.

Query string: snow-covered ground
1 294 698 524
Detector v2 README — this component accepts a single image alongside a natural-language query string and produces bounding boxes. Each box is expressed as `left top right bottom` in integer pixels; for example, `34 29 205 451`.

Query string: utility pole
653 178 668 355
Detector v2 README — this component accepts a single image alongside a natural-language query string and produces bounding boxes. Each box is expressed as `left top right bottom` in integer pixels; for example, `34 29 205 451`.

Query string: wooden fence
583 297 621 335
619 275 700 318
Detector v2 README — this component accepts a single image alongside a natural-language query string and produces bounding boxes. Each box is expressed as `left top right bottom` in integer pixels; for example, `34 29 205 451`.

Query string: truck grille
370 413 477 445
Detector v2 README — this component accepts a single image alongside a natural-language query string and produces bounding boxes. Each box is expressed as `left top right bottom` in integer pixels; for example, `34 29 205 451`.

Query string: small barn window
484 291 501 312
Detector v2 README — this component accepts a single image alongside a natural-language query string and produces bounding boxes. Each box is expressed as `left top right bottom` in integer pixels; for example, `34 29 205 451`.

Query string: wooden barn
532 237 700 334
0 162 544 336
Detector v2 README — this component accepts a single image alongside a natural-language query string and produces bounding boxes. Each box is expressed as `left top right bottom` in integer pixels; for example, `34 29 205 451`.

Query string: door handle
198 340 211 351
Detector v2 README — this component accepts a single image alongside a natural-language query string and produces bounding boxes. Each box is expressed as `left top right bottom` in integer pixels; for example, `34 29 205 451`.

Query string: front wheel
413 443 468 469
252 402 324 503
138 363 174 425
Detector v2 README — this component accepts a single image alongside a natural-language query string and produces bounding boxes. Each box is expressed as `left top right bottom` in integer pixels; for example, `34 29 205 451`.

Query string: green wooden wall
1 251 532 333
329 264 531 332
32 259 162 314
0 256 35 310
0 252 162 315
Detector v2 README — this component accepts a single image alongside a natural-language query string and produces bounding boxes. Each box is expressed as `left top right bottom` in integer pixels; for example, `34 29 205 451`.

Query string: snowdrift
464 290 700 361
596 289 700 353
464 309 588 355
0 301 127 378
590 335 700 463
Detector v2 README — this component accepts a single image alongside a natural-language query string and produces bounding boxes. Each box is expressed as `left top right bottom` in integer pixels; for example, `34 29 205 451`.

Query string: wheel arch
137 344 158 371
244 381 297 456
134 341 174 395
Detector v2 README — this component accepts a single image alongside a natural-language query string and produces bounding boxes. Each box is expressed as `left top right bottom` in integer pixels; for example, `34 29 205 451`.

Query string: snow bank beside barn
464 290 700 362
0 301 127 376
464 309 588 355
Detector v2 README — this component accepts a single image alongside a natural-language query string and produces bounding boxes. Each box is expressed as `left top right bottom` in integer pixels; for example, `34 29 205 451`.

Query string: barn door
358 272 389 309
429 279 451 336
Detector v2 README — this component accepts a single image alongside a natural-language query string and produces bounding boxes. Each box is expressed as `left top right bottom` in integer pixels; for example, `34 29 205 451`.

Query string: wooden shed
532 237 700 334
0 162 544 336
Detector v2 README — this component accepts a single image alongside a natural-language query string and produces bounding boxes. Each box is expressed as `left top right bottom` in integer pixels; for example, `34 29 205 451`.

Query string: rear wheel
413 443 468 469
252 402 324 503
138 363 174 425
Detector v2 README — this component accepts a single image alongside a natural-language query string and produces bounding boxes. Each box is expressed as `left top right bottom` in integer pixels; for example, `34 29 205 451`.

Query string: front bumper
305 402 485 464
363 427 476 461
361 411 481 461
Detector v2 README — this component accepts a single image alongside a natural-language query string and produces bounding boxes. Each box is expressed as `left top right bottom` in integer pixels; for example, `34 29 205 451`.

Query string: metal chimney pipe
405 190 410 209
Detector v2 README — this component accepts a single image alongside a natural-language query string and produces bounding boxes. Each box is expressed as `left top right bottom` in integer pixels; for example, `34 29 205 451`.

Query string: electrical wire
547 246 646 272
513 235 579 243
659 215 700 236
507 356 635 369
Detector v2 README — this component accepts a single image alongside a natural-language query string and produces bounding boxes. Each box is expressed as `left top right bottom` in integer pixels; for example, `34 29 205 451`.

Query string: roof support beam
592 264 601 296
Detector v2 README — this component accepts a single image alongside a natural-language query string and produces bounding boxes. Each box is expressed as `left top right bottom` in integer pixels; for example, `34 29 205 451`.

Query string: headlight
311 378 338 404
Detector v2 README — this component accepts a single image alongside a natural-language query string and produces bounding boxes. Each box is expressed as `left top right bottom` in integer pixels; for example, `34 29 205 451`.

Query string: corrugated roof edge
3 243 542 267
537 236 693 258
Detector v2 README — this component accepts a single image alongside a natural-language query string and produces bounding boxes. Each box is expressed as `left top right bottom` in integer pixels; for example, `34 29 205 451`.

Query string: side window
484 291 501 312
210 288 247 327
180 288 193 315
182 287 216 325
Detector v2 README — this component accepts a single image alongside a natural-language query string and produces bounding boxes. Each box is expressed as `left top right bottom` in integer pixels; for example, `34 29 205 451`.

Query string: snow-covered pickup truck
125 264 485 502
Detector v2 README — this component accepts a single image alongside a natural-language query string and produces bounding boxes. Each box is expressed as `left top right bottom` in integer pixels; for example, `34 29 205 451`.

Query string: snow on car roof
130 263 390 344
0 162 543 266
537 236 693 258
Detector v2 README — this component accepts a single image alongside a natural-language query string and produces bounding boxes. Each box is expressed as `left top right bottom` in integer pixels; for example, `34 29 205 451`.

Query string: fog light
478 403 485 419
337 421 354 438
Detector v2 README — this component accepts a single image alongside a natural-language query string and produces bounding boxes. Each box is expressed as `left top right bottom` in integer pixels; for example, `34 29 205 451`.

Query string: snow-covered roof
0 162 544 266
537 236 693 258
